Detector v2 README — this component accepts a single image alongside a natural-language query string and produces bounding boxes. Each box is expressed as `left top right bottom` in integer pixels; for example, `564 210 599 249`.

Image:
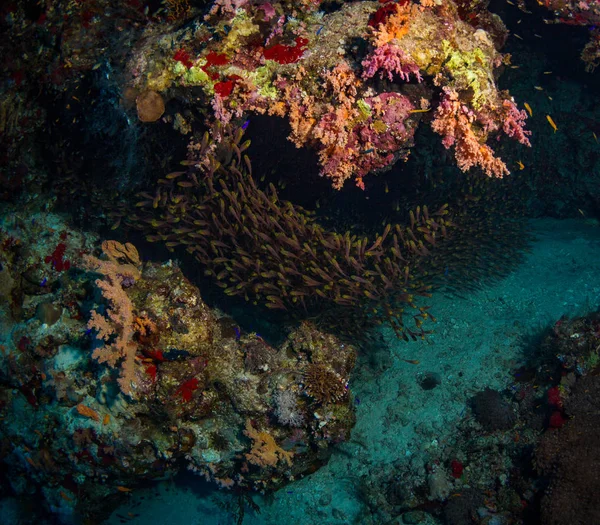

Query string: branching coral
361 43 423 83
432 87 509 178
370 1 417 47
431 86 531 177
500 98 531 147
82 241 142 395
271 62 418 189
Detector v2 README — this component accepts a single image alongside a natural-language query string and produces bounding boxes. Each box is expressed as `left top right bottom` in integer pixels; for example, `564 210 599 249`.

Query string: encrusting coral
244 420 294 468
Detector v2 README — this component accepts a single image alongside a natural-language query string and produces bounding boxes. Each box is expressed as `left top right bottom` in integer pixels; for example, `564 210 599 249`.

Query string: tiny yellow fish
578 208 586 217
409 108 431 113
534 86 544 91
546 114 558 132
524 102 533 117
516 160 525 170
510 65 520 69
384 182 389 194
543 71 552 74
514 34 523 40
593 132 598 143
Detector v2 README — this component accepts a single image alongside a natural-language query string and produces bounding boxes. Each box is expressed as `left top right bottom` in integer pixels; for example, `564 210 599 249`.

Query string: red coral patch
264 37 309 64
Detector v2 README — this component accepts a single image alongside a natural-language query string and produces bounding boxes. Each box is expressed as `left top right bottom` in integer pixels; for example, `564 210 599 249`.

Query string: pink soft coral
501 98 531 146
316 92 415 189
361 43 422 82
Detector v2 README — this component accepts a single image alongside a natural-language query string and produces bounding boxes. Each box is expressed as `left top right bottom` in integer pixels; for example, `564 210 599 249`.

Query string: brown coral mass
302 364 348 405
136 90 165 123
102 240 141 266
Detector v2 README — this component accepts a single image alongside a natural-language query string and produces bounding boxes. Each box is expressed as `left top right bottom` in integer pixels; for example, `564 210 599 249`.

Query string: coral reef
536 374 600 525
0 214 356 520
349 308 600 524
540 0 600 70
2 1 599 523
118 0 529 188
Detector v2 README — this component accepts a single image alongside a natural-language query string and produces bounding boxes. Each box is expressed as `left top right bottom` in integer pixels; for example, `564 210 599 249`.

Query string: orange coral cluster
133 315 160 346
371 2 419 47
82 241 143 395
244 420 294 468
311 63 364 188
432 88 510 178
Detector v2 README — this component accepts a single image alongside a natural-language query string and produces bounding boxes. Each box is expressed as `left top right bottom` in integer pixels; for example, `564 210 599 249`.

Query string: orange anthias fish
546 114 558 133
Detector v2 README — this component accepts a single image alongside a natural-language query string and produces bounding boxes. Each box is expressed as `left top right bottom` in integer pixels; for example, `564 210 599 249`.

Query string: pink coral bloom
258 2 276 21
316 92 415 189
501 99 532 146
362 43 422 83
